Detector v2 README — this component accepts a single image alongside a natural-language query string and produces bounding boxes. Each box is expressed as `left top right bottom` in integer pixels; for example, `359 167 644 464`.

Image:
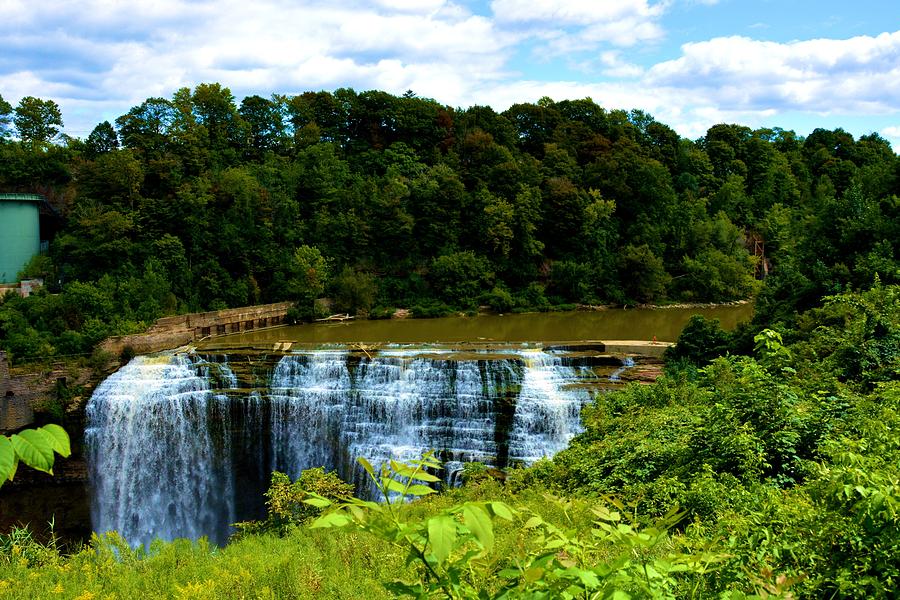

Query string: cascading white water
508 350 588 463
86 348 592 546
85 355 238 548
267 350 531 494
609 356 636 382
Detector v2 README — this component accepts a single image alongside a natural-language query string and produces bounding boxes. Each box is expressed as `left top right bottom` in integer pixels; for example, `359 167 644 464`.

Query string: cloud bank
0 0 897 145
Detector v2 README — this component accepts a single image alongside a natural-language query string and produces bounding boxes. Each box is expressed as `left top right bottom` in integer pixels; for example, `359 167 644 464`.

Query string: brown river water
201 303 754 348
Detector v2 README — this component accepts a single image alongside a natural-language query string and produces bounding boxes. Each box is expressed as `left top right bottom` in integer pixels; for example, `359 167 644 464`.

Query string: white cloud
0 0 517 133
1 1 898 149
490 0 667 49
646 32 900 114
491 0 665 26
597 51 645 78
883 126 900 139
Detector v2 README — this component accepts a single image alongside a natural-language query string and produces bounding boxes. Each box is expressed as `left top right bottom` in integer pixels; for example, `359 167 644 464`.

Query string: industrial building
0 193 51 294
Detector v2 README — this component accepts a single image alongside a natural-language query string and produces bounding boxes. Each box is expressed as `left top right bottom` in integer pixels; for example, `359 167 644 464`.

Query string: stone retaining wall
99 301 294 357
0 351 34 431
0 351 95 433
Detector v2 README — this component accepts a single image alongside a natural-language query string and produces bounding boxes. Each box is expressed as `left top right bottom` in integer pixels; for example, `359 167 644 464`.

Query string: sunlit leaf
489 501 514 521
11 430 54 474
39 424 71 458
357 457 375 477
462 504 493 550
405 484 436 496
310 511 352 529
0 437 15 485
391 461 442 482
524 516 543 528
427 515 456 563
385 478 410 494
302 496 332 508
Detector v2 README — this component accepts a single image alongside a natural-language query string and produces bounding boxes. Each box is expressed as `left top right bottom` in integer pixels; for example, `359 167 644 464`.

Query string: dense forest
1 85 897 363
0 86 899 597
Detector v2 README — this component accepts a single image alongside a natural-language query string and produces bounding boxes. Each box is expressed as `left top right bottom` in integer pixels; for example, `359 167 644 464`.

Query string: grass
0 526 405 599
0 480 633 599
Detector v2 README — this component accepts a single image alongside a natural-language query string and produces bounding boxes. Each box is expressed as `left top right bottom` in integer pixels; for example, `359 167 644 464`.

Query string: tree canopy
0 85 897 362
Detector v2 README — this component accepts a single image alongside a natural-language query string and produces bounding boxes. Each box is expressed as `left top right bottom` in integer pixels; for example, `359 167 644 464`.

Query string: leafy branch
0 424 71 488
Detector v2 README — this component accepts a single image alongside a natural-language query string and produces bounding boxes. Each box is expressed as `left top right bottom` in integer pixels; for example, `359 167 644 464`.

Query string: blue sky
2 0 899 149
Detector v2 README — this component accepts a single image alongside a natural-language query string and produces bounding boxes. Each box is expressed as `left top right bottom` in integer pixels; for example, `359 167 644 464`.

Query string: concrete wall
99 301 294 357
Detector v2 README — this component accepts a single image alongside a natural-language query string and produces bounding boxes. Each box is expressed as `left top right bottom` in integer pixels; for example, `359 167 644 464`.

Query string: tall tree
0 93 12 139
239 95 286 159
84 121 120 158
14 96 63 149
115 97 176 158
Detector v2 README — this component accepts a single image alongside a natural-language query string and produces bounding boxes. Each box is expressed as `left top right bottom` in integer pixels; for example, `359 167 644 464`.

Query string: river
200 303 754 348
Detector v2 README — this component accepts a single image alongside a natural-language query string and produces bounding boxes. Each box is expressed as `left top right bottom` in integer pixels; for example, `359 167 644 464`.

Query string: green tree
115 97 176 158
239 94 287 158
14 96 63 150
331 266 378 314
287 245 330 316
429 251 494 308
84 121 119 158
619 244 670 303
0 93 12 139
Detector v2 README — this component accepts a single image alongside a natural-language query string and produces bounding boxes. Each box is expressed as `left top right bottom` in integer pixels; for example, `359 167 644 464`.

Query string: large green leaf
462 504 493 550
357 456 376 478
384 477 409 495
489 501 515 521
0 436 16 485
310 511 352 529
427 515 457 563
404 484 436 496
39 424 71 458
390 460 442 482
11 430 55 474
302 496 332 508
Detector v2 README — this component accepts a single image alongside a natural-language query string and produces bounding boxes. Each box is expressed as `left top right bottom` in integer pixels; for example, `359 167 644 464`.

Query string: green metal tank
0 194 42 284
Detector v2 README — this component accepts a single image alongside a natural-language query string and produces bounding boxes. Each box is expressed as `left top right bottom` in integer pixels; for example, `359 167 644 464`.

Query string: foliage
429 252 495 309
665 315 733 367
13 96 63 150
331 266 378 315
2 87 898 362
233 468 354 538
0 424 71 488
306 454 732 599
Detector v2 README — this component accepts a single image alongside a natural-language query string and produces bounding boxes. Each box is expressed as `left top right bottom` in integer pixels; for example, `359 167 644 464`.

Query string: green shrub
428 251 494 308
233 468 354 538
482 286 514 313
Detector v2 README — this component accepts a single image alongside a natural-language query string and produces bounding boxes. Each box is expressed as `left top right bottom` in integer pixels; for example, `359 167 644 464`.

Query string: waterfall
508 350 587 463
85 355 239 548
86 348 593 546
609 356 636 382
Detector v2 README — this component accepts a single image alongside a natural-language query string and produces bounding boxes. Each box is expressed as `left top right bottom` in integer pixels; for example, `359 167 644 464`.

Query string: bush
233 468 353 538
665 315 733 367
512 282 550 312
482 285 514 313
428 251 494 308
331 266 378 315
410 299 454 318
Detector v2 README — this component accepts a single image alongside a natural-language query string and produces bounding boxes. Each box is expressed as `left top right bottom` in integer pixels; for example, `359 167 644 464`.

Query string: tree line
0 85 897 363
